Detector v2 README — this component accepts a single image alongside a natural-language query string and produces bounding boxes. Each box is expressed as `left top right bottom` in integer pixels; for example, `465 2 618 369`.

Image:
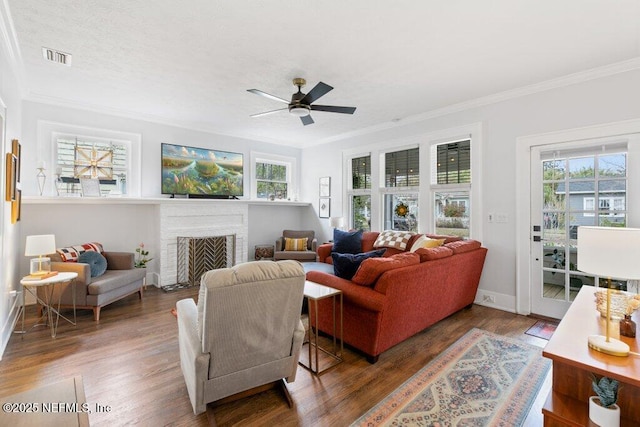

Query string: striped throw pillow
284 237 308 251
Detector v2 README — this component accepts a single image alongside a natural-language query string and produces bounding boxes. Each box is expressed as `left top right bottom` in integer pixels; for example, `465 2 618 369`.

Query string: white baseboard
474 289 516 313
0 291 23 361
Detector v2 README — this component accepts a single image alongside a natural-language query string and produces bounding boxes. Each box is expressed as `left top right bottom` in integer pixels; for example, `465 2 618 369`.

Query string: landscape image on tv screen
161 143 243 197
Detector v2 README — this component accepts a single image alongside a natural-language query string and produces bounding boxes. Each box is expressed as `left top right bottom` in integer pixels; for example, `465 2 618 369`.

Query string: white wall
301 69 640 312
0 45 23 359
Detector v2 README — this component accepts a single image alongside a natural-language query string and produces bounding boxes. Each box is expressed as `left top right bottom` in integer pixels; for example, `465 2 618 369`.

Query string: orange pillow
352 252 420 286
445 239 481 254
415 246 454 262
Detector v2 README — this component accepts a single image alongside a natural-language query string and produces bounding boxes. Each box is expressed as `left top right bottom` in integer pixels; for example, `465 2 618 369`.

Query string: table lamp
330 216 345 230
25 234 56 276
578 226 640 357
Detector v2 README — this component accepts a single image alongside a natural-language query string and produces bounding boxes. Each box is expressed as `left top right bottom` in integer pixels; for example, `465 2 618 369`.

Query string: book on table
22 271 59 281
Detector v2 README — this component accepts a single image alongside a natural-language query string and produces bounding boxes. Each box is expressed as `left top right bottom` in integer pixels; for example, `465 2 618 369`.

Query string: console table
542 285 640 426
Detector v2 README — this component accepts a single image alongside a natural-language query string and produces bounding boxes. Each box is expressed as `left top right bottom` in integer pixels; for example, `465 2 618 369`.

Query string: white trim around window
342 122 483 239
37 121 142 197
249 151 297 200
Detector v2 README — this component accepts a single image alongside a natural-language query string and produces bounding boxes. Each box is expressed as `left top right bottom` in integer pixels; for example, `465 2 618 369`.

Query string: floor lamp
577 226 640 357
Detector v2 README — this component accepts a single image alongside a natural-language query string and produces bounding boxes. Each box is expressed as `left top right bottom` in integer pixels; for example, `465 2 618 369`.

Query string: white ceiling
6 0 640 147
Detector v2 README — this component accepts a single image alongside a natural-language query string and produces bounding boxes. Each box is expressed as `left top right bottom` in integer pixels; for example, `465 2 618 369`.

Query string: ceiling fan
247 78 356 126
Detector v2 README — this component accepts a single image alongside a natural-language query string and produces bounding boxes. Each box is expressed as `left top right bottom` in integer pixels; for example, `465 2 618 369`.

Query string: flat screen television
161 143 244 198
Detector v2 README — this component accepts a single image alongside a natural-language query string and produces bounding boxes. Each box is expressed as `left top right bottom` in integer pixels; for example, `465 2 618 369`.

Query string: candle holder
36 167 46 196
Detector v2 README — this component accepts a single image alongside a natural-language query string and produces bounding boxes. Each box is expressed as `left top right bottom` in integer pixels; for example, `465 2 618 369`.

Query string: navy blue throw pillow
332 249 386 280
332 229 363 254
78 250 108 278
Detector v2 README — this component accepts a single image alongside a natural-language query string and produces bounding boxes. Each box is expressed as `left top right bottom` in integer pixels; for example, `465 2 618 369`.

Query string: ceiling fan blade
311 105 357 114
301 82 333 104
250 108 288 118
247 89 289 104
300 115 314 126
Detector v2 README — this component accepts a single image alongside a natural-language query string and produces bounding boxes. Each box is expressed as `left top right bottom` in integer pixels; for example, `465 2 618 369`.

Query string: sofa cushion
373 230 414 251
87 267 146 295
56 242 104 262
331 249 386 280
415 246 454 262
409 235 445 252
284 237 308 251
445 239 482 254
78 250 108 278
333 229 363 254
352 252 420 286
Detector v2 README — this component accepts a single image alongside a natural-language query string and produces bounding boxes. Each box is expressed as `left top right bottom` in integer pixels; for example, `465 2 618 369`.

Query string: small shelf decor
589 375 620 427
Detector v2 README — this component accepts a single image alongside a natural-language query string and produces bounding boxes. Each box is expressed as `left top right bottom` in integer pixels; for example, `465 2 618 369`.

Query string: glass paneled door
530 146 627 318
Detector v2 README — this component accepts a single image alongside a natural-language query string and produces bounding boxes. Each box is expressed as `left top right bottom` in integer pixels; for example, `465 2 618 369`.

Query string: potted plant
589 375 620 427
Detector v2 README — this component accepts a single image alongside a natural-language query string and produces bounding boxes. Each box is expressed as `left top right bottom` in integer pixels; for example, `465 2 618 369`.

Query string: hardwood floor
0 286 551 426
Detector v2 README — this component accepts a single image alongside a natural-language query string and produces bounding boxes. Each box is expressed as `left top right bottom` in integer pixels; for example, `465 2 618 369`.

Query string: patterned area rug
524 320 558 340
352 328 550 427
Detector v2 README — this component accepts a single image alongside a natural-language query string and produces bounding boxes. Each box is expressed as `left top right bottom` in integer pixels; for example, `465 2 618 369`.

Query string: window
250 152 296 200
385 148 419 187
348 155 371 231
55 135 129 196
383 148 419 232
352 156 371 190
255 161 288 199
342 124 482 239
431 139 471 238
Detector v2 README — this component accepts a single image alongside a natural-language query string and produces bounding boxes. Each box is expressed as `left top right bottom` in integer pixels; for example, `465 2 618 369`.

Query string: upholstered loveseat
308 231 487 362
42 243 147 321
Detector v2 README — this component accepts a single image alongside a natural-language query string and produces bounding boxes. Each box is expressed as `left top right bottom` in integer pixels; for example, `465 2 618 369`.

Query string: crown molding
317 57 640 146
24 91 305 149
19 51 640 150
0 0 26 96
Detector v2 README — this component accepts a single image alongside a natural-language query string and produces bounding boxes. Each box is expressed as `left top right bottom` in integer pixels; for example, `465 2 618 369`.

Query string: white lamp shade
577 226 640 280
25 234 56 257
330 216 345 228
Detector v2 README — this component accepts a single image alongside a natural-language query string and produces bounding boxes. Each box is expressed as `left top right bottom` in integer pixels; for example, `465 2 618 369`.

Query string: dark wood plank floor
0 286 550 426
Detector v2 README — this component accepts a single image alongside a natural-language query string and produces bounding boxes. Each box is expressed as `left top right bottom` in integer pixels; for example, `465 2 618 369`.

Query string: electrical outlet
482 294 495 303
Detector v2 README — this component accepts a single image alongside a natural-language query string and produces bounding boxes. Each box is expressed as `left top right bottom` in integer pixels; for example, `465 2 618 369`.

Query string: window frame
39 121 141 197
250 151 296 200
340 123 483 240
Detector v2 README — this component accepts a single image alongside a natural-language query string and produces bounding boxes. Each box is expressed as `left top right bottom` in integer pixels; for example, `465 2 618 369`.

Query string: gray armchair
176 260 306 416
274 230 318 262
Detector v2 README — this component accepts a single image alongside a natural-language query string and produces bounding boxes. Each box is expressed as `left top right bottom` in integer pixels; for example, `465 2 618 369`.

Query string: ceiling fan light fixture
289 105 310 117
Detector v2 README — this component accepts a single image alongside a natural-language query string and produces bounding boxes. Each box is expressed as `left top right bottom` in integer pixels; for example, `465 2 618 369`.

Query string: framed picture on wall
319 198 330 218
319 176 331 197
11 189 21 223
5 152 16 202
12 139 20 183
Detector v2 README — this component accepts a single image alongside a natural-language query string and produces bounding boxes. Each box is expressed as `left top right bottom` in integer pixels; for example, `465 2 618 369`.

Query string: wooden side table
300 280 343 375
18 272 78 338
542 285 640 426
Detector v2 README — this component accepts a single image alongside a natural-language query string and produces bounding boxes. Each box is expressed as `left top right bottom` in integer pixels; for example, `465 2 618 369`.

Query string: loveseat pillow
284 237 308 251
415 246 454 262
78 250 108 277
332 229 363 254
56 242 104 262
331 249 386 280
352 252 420 286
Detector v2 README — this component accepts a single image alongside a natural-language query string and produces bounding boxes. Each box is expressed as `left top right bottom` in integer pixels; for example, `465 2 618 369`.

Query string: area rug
351 328 550 427
524 320 559 340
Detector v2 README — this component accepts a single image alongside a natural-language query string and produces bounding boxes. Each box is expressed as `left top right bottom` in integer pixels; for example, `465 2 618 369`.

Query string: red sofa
307 232 487 363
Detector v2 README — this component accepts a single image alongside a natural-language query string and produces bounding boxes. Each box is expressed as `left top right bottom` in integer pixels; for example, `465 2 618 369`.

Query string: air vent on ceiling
42 47 72 66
